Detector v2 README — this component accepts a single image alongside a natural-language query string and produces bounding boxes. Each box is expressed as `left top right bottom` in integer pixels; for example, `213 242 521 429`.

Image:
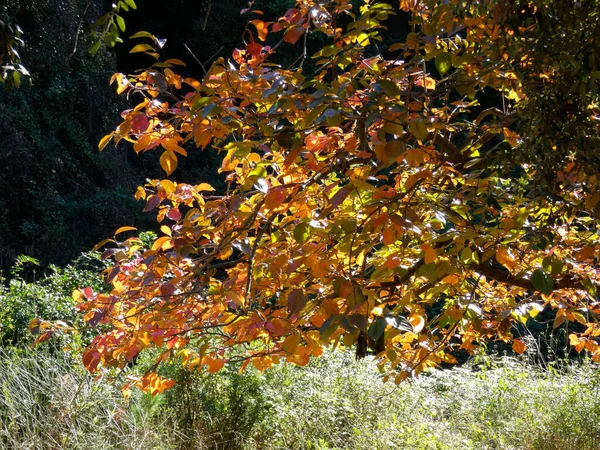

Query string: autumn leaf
130 43 154 54
251 20 269 41
160 150 177 175
496 247 517 271
283 25 304 44
98 133 114 151
512 339 527 354
282 334 301 354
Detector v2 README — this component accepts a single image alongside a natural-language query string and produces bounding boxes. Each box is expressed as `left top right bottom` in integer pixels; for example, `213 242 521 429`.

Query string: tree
33 0 600 395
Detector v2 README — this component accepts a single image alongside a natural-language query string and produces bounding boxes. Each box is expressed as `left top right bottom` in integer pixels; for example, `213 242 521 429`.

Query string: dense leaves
43 0 600 392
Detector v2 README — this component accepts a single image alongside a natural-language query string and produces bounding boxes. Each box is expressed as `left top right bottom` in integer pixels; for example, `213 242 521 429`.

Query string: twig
69 0 92 60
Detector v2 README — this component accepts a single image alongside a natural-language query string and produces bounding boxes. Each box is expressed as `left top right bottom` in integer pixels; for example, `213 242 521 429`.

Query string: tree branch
473 262 584 292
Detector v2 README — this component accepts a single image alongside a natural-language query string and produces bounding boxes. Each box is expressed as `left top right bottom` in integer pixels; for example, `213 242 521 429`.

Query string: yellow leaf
528 303 544 319
98 133 114 151
160 225 172 237
417 76 436 90
160 150 177 175
196 183 215 192
439 353 458 364
134 186 146 200
496 246 517 271
130 43 154 54
409 119 429 140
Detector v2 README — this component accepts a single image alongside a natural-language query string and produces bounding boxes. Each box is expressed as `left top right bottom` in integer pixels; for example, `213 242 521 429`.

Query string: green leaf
338 316 356 332
531 269 554 295
116 15 126 33
319 316 339 342
435 53 452 76
409 118 428 140
376 79 400 97
367 318 387 341
293 222 311 244
582 277 597 296
89 39 101 55
347 314 367 332
542 256 563 276
124 0 137 9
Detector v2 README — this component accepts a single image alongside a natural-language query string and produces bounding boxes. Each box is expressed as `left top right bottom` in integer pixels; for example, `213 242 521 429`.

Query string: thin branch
69 0 92 60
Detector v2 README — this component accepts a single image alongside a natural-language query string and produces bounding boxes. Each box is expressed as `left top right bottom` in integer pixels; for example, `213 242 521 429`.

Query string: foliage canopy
35 0 600 394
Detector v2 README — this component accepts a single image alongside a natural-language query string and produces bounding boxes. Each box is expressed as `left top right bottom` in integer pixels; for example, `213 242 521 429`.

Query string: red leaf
82 348 101 373
247 40 263 56
131 114 149 134
284 25 304 44
143 195 161 212
288 289 308 314
283 8 302 24
167 208 182 221
160 282 176 296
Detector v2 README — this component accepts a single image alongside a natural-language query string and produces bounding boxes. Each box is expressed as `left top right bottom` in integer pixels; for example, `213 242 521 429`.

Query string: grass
1 348 600 450
0 349 172 450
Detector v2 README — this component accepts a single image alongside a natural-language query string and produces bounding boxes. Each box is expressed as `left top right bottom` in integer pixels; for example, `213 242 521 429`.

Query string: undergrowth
1 255 599 449
1 349 599 450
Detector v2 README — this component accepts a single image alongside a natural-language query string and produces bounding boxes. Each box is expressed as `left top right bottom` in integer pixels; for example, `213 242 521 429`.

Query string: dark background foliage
0 0 266 276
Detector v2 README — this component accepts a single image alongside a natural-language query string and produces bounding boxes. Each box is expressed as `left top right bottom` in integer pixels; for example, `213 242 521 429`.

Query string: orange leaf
130 43 154 54
205 358 225 373
512 339 526 354
575 246 595 261
422 245 437 264
282 334 301 354
408 314 425 333
227 290 246 308
151 236 171 251
114 226 137 236
251 20 269 41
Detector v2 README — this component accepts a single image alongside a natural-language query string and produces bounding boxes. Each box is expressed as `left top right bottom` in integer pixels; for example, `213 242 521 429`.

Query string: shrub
0 252 107 347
